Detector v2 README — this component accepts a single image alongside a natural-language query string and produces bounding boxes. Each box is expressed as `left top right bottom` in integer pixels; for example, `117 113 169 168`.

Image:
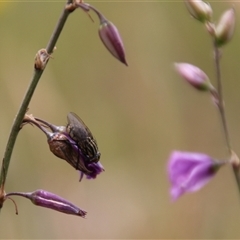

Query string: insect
66 112 101 164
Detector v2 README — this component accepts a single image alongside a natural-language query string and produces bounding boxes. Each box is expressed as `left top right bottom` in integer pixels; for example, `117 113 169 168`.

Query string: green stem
213 42 240 191
0 0 74 189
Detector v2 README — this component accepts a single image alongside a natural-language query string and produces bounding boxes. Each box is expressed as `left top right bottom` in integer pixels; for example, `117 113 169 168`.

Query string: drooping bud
76 2 127 65
6 190 87 217
174 63 213 91
185 0 212 23
22 113 104 180
215 8 235 47
47 132 90 173
98 19 127 65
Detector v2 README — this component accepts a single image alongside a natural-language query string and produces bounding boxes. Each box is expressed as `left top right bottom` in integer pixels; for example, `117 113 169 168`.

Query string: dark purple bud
77 2 127 65
99 19 127 65
6 190 87 217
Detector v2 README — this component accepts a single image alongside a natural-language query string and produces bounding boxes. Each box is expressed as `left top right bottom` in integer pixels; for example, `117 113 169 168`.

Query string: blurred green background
1 0 240 239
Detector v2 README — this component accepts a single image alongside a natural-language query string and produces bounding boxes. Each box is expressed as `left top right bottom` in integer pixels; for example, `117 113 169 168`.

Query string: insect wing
67 112 100 163
67 112 92 140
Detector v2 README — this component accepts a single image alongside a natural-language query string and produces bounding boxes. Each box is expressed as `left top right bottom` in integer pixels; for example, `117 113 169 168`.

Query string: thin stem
0 0 74 190
214 44 232 152
213 42 240 191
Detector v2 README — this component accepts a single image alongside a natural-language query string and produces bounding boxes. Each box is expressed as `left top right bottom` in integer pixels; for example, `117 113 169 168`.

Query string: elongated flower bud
215 8 235 47
6 190 87 217
99 19 127 65
185 0 212 22
76 2 127 65
174 63 213 91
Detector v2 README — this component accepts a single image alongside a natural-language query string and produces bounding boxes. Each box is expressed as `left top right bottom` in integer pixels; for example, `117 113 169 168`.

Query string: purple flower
6 190 87 217
168 151 224 200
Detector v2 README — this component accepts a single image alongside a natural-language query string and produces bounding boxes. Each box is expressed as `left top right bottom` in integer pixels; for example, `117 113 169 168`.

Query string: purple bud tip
167 151 224 200
6 190 87 217
30 190 87 217
99 20 127 66
79 161 105 181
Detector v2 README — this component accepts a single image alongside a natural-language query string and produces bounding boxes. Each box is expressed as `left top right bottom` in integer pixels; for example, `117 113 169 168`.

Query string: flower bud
48 132 104 181
6 190 87 217
215 8 235 47
99 19 127 65
77 2 127 65
23 113 104 180
174 63 212 91
168 151 225 200
185 0 212 22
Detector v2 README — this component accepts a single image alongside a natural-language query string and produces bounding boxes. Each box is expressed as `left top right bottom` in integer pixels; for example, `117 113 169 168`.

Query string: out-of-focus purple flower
168 151 224 200
175 63 213 91
6 190 87 217
215 8 235 47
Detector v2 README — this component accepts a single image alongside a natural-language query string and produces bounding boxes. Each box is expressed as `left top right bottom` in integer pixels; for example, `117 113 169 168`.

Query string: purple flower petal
168 151 224 200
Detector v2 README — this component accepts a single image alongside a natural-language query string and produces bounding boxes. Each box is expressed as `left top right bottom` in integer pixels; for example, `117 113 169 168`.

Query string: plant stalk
213 42 240 191
0 0 74 191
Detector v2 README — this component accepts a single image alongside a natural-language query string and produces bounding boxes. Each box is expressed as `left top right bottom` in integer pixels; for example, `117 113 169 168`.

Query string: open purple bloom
168 151 224 200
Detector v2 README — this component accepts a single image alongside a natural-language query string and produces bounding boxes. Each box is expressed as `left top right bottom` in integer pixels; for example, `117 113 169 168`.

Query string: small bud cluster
185 0 235 47
168 1 238 200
